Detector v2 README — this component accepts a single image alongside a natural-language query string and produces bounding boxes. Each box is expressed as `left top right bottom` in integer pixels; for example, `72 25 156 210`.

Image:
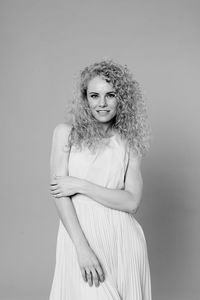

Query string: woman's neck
98 124 115 137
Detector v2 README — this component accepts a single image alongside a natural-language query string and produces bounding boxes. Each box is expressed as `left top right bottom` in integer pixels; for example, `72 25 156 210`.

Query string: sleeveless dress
49 133 152 300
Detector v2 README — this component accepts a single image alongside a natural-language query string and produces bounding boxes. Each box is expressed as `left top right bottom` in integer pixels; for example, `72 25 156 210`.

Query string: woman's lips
96 110 110 115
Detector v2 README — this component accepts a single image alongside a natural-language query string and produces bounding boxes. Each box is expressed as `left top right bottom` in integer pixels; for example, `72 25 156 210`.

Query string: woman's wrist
74 237 90 252
78 178 89 195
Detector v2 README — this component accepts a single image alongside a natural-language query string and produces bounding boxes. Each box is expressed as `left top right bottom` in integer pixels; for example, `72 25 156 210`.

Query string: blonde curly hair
65 59 152 157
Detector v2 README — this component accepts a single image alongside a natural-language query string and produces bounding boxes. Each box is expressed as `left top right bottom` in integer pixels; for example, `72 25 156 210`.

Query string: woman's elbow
128 189 143 215
129 199 141 214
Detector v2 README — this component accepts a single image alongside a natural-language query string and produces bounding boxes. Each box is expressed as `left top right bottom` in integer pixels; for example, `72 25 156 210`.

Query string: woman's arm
79 148 143 214
50 123 89 249
52 147 143 214
50 123 105 287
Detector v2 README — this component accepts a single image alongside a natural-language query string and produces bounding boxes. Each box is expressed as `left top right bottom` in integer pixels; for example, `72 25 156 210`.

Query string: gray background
1 0 200 299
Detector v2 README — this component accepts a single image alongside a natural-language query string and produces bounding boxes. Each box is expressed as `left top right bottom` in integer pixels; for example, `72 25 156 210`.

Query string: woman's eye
90 94 98 99
107 93 115 98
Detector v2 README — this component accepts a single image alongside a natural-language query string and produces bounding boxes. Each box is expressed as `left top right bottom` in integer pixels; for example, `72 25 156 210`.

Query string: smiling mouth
96 110 110 112
96 110 110 116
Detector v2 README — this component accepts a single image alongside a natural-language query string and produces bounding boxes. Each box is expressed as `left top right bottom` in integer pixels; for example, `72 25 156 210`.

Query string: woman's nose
99 95 107 107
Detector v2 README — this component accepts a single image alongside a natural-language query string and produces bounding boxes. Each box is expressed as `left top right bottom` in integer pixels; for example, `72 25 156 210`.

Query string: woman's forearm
79 180 139 214
53 195 89 250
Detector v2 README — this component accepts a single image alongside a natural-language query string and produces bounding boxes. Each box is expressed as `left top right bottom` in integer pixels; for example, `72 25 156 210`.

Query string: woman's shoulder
53 123 72 140
53 122 72 135
52 123 72 151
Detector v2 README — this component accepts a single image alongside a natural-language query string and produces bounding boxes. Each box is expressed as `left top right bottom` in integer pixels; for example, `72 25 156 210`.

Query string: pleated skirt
49 196 152 300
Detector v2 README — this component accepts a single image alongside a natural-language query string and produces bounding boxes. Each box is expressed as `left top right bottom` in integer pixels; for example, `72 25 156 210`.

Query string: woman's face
86 76 117 126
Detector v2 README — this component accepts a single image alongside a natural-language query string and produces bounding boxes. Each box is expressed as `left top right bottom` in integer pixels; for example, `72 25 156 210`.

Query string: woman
49 60 152 300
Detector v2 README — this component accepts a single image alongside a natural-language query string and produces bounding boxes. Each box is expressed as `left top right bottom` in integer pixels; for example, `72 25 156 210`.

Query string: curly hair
65 59 152 157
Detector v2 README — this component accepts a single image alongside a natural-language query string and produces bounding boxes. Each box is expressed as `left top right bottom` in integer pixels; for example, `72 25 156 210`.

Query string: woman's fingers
80 268 87 282
50 184 59 191
83 265 104 287
90 267 100 287
50 183 65 198
51 189 60 194
85 268 93 287
95 264 105 282
50 183 61 194
53 193 64 198
51 189 61 195
50 187 65 198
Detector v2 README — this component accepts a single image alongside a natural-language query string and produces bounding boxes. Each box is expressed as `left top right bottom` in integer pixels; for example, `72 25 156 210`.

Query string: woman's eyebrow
88 91 115 95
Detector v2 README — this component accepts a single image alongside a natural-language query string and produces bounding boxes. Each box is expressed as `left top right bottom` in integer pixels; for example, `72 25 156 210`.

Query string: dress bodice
68 134 129 190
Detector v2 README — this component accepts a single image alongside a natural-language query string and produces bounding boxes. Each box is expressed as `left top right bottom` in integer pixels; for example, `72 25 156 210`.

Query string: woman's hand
50 176 83 198
76 244 105 287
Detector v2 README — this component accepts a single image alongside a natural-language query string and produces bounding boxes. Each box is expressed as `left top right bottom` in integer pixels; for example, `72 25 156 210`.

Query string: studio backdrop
0 1 200 299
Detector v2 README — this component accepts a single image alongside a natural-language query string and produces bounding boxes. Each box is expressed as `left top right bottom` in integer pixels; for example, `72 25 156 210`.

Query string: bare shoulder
53 123 72 142
53 122 72 136
50 124 72 176
52 123 72 152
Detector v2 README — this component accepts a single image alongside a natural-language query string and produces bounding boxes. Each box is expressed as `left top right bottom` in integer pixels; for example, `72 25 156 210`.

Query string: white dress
49 133 152 300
